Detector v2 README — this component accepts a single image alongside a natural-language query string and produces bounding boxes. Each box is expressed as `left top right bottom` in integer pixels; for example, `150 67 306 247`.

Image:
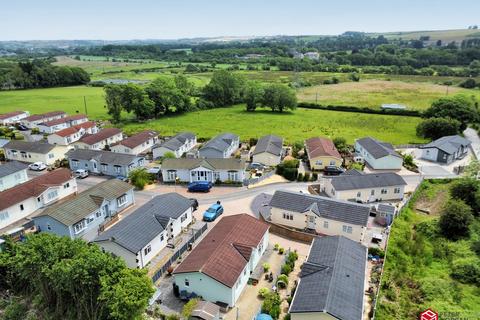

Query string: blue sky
1 0 479 40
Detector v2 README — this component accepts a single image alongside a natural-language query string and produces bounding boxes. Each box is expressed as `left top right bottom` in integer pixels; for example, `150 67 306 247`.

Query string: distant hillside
369 28 480 44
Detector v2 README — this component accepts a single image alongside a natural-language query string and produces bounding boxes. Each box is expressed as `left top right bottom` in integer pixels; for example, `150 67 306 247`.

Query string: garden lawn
122 104 426 145
376 180 480 320
0 86 111 120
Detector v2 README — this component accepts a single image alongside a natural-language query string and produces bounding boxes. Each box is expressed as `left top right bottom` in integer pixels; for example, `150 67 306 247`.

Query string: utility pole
83 96 88 115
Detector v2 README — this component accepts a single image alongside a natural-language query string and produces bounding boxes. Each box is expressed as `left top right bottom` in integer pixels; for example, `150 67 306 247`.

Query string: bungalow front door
306 215 316 229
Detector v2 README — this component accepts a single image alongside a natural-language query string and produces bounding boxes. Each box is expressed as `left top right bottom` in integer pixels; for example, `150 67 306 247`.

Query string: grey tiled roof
270 190 370 226
289 235 367 320
161 158 245 171
330 172 406 191
35 179 133 226
155 132 195 152
252 135 283 156
94 193 193 253
3 141 56 154
200 133 238 153
66 149 140 166
420 135 471 155
356 137 401 159
0 161 28 178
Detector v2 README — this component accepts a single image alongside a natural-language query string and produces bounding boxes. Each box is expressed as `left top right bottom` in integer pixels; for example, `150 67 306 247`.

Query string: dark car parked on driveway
188 181 213 192
323 165 345 176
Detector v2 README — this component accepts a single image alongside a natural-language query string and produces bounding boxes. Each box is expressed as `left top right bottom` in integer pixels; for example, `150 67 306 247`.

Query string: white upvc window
394 187 401 194
144 245 151 256
228 171 238 181
167 170 177 181
323 220 329 228
72 160 79 168
0 212 10 221
117 194 127 207
356 191 361 198
47 190 58 200
114 165 121 174
381 189 387 195
342 225 353 234
74 221 85 234
329 160 336 165
282 212 293 220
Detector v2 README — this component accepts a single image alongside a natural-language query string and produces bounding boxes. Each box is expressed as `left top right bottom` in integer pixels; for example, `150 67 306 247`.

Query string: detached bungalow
289 235 367 320
21 111 66 129
0 169 76 230
47 121 98 146
355 137 402 170
74 128 123 150
0 161 28 192
66 149 145 177
173 214 269 307
153 132 197 159
94 193 194 268
33 179 134 241
269 190 370 243
161 158 246 183
111 130 159 155
199 133 239 159
3 141 67 165
419 135 471 164
38 114 89 134
0 111 29 125
305 137 342 170
252 134 284 166
322 171 407 203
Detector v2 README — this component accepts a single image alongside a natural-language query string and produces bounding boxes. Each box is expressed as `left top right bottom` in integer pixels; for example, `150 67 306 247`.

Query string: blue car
203 203 224 222
188 181 213 192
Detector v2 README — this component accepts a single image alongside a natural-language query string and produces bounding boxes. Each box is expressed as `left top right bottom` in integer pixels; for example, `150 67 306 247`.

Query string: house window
213 172 220 181
47 224 52 230
144 245 151 256
72 160 79 168
14 173 22 180
371 190 375 196
114 165 121 174
331 188 335 195
394 187 401 194
342 225 353 234
117 194 127 207
323 221 329 228
181 213 187 223
47 190 58 200
381 189 387 195
356 192 361 198
101 163 108 172
138 159 144 166
20 151 27 159
74 221 85 234
283 212 293 220
64 182 70 189
48 153 54 159
0 212 9 221
20 204 24 211
315 160 323 166
96 211 102 218
329 160 336 165
167 170 177 181
184 279 190 287
160 234 164 241
228 171 238 181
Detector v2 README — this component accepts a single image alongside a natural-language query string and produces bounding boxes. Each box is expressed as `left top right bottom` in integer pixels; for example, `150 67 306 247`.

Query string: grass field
0 86 111 119
297 80 480 110
121 104 425 144
372 28 480 42
376 180 480 319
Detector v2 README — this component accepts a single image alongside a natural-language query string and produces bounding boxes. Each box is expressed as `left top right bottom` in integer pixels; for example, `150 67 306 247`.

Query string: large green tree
146 77 193 116
104 84 124 123
262 83 297 112
438 200 474 240
416 117 461 140
243 81 264 112
202 70 245 107
423 95 479 130
1 233 154 320
120 83 155 120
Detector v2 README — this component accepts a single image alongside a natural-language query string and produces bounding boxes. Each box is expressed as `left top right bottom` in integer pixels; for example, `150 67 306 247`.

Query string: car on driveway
16 124 29 131
323 165 345 176
116 175 128 182
74 169 89 179
28 162 47 171
188 181 213 192
203 202 224 222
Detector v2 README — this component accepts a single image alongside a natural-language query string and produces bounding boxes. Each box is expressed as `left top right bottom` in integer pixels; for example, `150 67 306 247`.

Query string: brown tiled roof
173 214 269 288
0 168 72 211
54 121 96 138
78 128 122 145
305 137 341 159
0 111 26 120
115 130 158 149
23 111 66 122
41 114 87 127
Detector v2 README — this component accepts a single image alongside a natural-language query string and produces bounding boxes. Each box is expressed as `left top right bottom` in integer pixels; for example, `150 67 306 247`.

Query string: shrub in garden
258 287 270 299
263 263 270 272
281 263 292 275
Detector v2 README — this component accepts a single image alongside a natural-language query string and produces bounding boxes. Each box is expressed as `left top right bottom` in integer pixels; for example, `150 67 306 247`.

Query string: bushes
281 264 292 276
181 298 199 318
258 287 270 299
128 168 154 190
368 247 385 258
3 300 28 320
263 263 270 272
297 102 421 117
416 117 461 140
277 274 289 288
277 159 299 181
261 292 281 319
439 200 474 240
450 262 480 285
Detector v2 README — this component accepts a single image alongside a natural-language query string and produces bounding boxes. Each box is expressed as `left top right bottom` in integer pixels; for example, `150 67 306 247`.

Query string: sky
1 0 479 41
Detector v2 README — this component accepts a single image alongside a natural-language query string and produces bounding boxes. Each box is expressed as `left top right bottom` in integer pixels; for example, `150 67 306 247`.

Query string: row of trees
105 70 297 123
416 94 479 140
0 59 90 90
0 233 153 319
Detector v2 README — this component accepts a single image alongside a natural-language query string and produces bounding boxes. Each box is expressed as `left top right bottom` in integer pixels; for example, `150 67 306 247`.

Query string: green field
376 180 480 319
121 105 425 144
0 86 111 120
371 28 480 42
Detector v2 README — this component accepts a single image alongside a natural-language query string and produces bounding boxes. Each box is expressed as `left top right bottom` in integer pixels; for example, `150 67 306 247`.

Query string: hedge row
297 102 422 117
